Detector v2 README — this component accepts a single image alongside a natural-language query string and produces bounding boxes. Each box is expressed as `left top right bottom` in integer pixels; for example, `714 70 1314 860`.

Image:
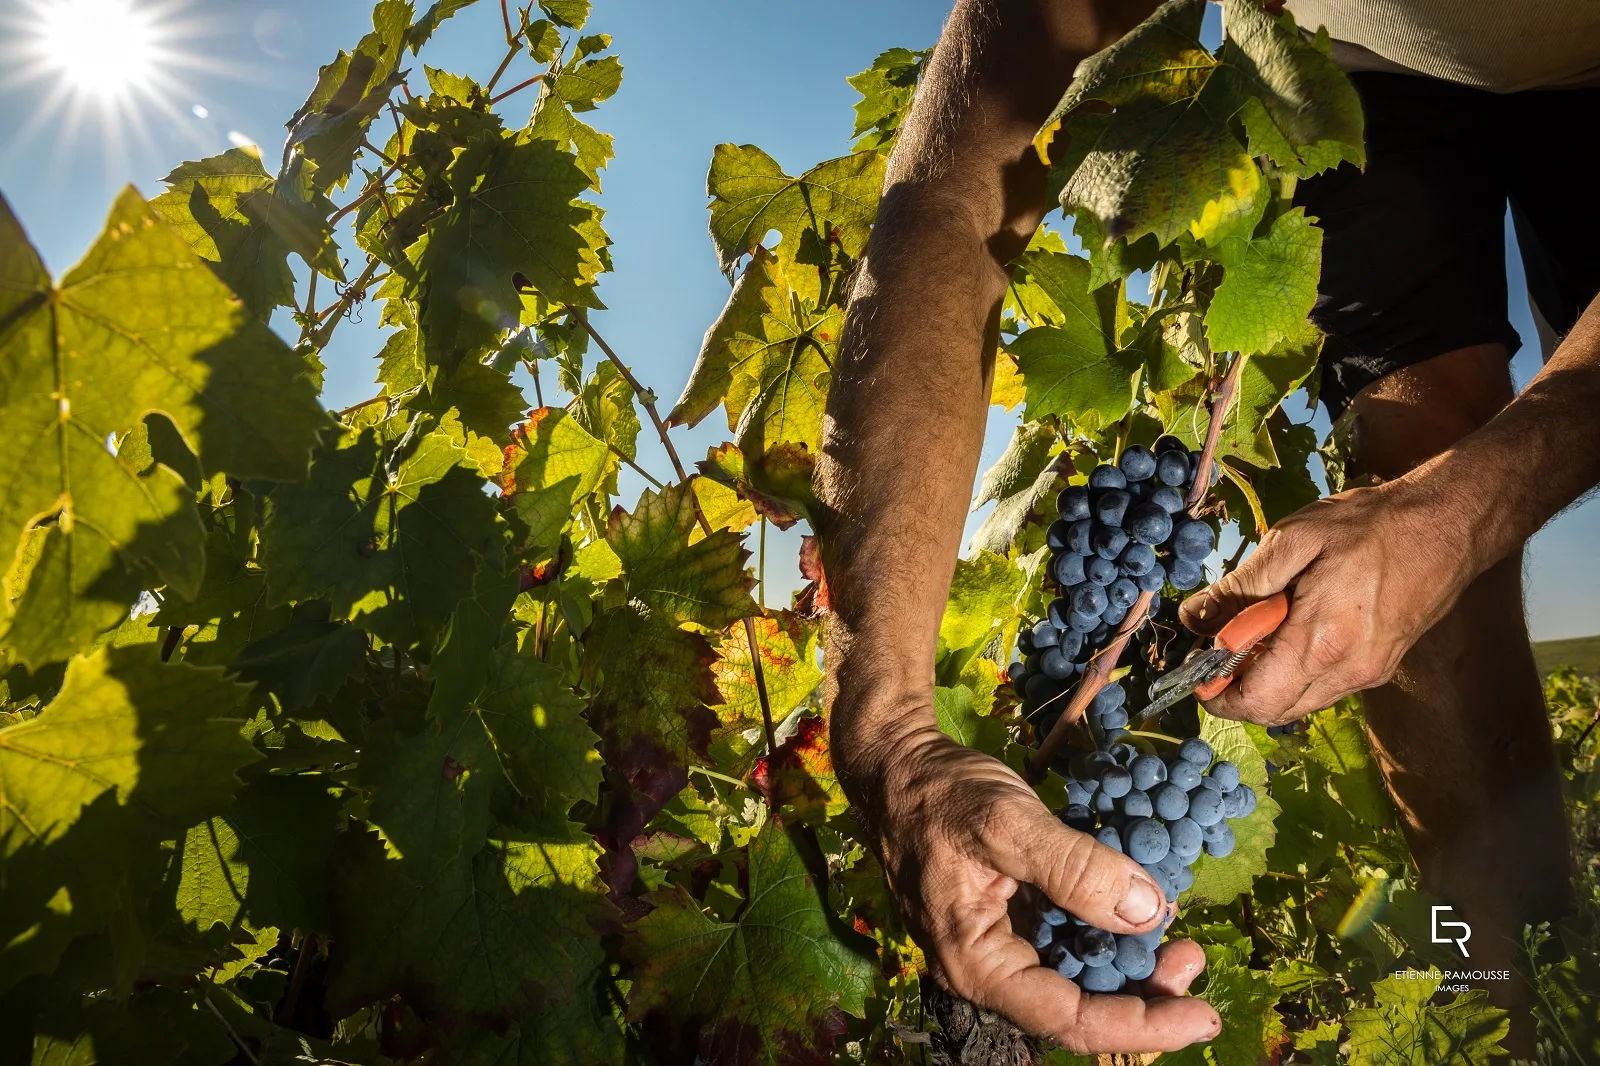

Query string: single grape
1113 935 1156 980
1062 804 1094 831
1178 737 1213 766
1141 862 1179 903
1092 789 1118 814
1094 489 1132 528
1018 627 1038 654
1086 555 1118 586
1007 661 1026 682
1133 925 1165 950
1102 727 1130 747
1086 751 1117 776
1153 434 1186 455
1225 783 1257 818
1030 620 1058 649
1196 774 1223 793
1123 817 1171 864
1167 816 1202 858
1041 904 1069 926
1089 622 1110 643
1167 759 1202 791
1118 542 1156 576
1041 648 1075 680
1168 558 1203 592
1107 577 1139 610
1174 864 1194 892
1092 683 1127 712
1067 519 1094 555
1079 964 1127 993
1156 450 1191 487
1171 518 1216 562
1119 788 1153 818
1100 765 1133 799
1053 551 1088 587
1153 848 1186 884
1118 445 1157 482
1088 465 1127 491
1150 485 1185 515
1058 485 1091 521
1108 742 1138 765
1188 449 1220 487
1101 602 1129 627
1057 627 1084 660
1047 519 1072 552
1093 526 1130 563
1033 920 1056 950
1066 778 1095 806
1203 821 1235 857
1126 503 1174 546
1098 706 1129 730
1187 788 1225 827
1136 563 1168 593
1130 754 1167 791
1070 610 1101 633
1209 761 1241 791
1072 583 1109 617
1076 926 1117 967
1095 824 1123 852
1049 941 1085 978
1152 782 1190 820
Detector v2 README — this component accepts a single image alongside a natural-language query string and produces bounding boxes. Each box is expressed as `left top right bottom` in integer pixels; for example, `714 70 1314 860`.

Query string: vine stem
305 257 382 350
204 994 260 1066
572 310 781 760
491 74 544 105
1027 350 1248 781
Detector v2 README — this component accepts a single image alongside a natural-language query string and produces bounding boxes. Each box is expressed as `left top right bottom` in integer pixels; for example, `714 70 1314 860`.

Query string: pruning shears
1139 592 1290 721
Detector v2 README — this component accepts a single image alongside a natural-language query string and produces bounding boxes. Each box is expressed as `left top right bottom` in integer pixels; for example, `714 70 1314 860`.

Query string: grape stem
572 310 781 763
1026 350 1248 781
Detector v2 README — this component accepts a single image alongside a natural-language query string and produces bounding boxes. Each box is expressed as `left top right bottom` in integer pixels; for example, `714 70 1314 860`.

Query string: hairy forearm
817 0 1152 795
1415 296 1600 580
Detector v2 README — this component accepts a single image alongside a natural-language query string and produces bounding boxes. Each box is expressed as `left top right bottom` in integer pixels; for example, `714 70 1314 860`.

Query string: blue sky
2 0 1595 641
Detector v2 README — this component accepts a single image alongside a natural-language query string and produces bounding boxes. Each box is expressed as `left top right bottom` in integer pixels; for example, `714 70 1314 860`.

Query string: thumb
1180 525 1318 635
995 802 1166 934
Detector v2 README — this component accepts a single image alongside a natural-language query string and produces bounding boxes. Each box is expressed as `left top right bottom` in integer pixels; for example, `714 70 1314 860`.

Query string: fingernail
1117 876 1161 925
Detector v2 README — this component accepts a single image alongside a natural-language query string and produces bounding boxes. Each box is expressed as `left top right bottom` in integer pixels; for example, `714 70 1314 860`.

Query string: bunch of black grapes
1030 737 1258 992
1010 435 1217 741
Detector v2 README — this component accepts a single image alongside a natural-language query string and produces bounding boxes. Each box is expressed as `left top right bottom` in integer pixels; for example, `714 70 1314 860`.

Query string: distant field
1533 634 1600 678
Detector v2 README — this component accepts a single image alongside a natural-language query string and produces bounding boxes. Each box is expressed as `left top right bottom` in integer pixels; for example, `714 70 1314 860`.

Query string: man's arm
1183 298 1600 722
817 0 1221 1052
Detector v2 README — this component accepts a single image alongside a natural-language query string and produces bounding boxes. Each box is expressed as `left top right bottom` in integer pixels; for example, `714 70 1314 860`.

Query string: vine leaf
754 716 847 824
847 47 931 153
473 647 604 827
582 601 721 766
263 427 507 648
229 600 368 714
713 612 823 742
1005 250 1143 432
499 407 613 558
607 482 758 631
935 685 1009 758
940 551 1024 662
970 420 1065 554
1160 952 1286 1066
1345 973 1509 1065
1204 209 1322 356
0 189 325 666
626 819 876 1065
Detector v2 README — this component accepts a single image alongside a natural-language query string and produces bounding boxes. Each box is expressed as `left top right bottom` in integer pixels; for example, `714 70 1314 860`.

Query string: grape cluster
1031 737 1258 992
1010 436 1217 736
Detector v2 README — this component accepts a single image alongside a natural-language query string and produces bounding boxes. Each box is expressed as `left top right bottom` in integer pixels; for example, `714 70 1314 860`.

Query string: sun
33 0 161 100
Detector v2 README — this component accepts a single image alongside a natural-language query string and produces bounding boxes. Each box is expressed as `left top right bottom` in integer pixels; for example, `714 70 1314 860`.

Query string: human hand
1178 479 1476 725
854 726 1221 1054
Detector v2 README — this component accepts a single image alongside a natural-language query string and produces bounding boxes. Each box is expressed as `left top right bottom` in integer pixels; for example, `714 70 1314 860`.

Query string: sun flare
33 0 162 101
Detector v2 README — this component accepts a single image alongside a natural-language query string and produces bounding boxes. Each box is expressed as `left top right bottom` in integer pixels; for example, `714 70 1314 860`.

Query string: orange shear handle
1192 591 1290 701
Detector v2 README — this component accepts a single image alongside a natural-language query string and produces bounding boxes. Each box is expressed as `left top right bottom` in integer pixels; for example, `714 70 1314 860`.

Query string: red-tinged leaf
752 715 846 824
714 612 823 741
607 482 759 630
625 819 876 1065
698 442 811 529
582 603 721 765
497 406 612 556
795 535 830 616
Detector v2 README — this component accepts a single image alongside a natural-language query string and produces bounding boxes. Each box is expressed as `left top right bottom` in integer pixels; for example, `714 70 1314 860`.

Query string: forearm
817 0 1151 796
1415 296 1600 579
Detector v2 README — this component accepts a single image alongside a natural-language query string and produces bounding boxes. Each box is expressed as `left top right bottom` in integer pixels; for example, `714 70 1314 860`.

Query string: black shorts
1297 73 1600 417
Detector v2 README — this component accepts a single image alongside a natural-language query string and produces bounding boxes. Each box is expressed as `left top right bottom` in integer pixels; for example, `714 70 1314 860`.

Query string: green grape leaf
473 647 604 821
712 612 823 741
445 937 628 1066
284 7 410 192
407 0 482 53
529 97 616 191
29 986 236 1066
327 699 610 1022
697 442 813 531
1183 711 1281 907
970 421 1065 554
934 685 1008 758
706 144 884 300
940 551 1024 660
263 427 506 648
411 358 530 452
1346 974 1509 1065
1005 251 1143 431
1159 956 1286 1066
693 476 758 537
847 47 930 152
549 55 622 113
626 819 875 1063
607 483 758 631
574 360 640 465
0 190 324 665
1293 1019 1345 1066
0 647 257 860
582 602 720 765
419 131 607 366
540 0 590 29
1203 209 1322 357
228 600 367 713
499 407 613 558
